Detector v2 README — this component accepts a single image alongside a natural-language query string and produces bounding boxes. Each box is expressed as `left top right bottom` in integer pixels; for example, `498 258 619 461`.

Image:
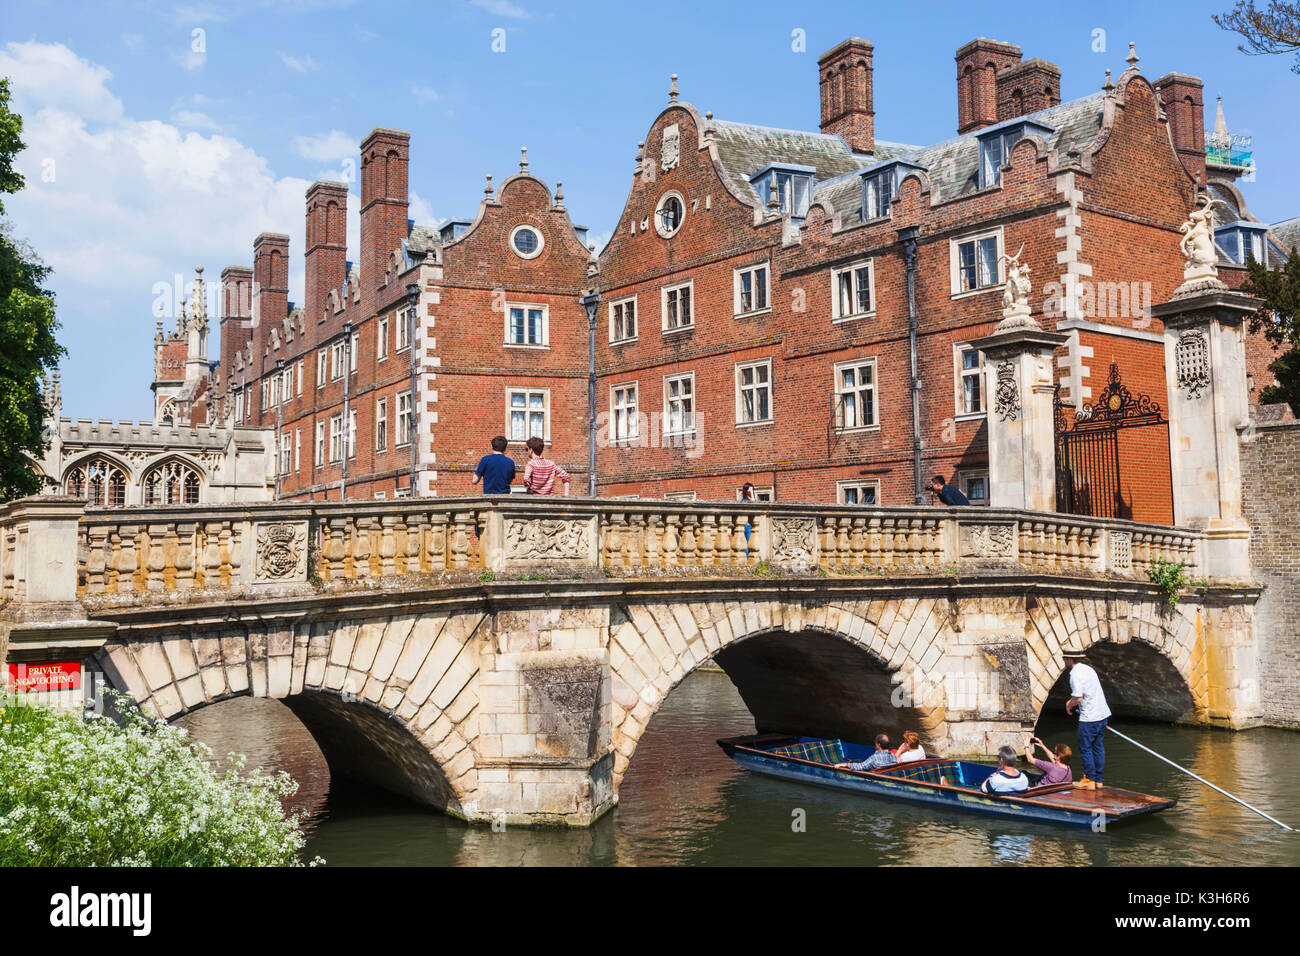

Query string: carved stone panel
503 516 596 567
253 521 308 583
959 522 1018 560
660 123 680 172
1176 329 1210 400
770 517 817 571
995 360 1020 421
1110 530 1133 572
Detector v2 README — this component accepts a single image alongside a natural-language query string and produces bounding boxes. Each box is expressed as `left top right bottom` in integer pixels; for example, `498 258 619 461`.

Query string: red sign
5 661 82 693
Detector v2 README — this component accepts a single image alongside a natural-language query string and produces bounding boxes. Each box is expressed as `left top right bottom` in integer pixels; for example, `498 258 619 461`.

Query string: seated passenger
833 734 898 772
895 730 927 764
979 745 1029 794
1024 736 1073 787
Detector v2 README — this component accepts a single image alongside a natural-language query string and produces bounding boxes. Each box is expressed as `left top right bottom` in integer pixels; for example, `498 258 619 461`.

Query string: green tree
1242 247 1300 414
0 77 64 501
1216 1 1300 72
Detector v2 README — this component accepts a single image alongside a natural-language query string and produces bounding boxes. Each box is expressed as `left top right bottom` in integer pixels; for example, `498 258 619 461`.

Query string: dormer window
1215 221 1268 265
439 219 471 244
859 159 927 221
749 164 814 220
976 119 1054 188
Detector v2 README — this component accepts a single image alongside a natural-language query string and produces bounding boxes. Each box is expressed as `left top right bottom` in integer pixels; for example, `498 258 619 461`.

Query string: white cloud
170 109 223 131
278 51 320 73
1 40 353 420
293 129 356 162
411 85 439 106
172 47 207 71
469 0 530 18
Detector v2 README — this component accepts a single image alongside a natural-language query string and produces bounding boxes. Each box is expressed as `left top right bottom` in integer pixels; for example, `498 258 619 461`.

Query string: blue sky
3 0 1296 419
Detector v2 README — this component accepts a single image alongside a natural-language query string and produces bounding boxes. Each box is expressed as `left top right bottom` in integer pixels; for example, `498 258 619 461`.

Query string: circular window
510 224 543 259
655 191 685 238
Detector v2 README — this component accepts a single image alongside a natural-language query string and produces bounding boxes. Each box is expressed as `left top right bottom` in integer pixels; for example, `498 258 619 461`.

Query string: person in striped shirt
522 436 570 495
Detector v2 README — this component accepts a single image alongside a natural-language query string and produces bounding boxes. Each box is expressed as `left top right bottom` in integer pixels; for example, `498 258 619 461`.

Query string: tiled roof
1271 216 1300 253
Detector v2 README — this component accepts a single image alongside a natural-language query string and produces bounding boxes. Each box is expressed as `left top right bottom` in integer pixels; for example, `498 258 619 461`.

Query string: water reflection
177 672 1300 867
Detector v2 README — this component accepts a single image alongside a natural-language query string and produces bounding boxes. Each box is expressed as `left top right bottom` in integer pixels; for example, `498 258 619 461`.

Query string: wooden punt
718 733 1176 829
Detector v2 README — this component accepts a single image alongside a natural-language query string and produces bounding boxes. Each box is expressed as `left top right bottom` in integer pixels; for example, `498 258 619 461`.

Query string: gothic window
64 457 128 507
142 459 202 505
158 399 176 426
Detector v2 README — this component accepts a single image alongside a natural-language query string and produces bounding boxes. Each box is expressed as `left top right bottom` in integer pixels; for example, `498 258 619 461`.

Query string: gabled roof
1272 216 1300 254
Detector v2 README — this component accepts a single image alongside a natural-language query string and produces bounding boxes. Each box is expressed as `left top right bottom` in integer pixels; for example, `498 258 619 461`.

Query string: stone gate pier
0 495 1266 825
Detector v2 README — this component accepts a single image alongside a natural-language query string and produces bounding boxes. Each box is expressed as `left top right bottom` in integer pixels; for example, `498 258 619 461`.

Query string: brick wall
1240 421 1300 727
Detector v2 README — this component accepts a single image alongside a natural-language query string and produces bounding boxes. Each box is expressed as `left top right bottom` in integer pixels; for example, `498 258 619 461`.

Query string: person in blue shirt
833 734 899 772
930 474 971 506
472 436 516 494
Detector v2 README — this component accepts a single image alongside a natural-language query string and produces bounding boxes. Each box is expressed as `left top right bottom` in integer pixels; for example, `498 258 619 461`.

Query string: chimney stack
219 265 253 395
818 38 874 154
1154 73 1206 185
305 180 349 333
956 38 1022 133
995 58 1061 121
251 233 289 424
359 128 410 319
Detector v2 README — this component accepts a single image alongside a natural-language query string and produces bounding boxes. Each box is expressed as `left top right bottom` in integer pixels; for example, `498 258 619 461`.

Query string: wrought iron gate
1054 362 1165 519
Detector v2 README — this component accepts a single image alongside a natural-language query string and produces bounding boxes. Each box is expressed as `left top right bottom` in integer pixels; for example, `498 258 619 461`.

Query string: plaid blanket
769 739 845 765
886 760 967 787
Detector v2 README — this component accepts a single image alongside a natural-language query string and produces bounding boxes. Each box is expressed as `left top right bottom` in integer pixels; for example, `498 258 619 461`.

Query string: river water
176 670 1300 866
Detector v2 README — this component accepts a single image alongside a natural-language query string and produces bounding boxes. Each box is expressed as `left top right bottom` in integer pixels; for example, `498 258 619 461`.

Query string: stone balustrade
0 495 1207 609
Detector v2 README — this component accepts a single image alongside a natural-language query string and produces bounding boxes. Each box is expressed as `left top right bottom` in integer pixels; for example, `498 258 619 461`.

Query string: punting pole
1106 726 1293 832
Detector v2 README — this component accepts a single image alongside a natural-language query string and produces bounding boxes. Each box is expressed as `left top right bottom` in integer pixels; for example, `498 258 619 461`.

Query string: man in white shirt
1063 650 1112 791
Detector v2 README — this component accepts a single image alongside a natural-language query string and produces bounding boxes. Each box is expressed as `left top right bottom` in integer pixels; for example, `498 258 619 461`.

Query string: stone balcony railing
0 495 1207 610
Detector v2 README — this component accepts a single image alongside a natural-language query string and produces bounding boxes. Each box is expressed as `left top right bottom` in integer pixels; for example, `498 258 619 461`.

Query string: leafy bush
0 693 315 866
1148 557 1188 607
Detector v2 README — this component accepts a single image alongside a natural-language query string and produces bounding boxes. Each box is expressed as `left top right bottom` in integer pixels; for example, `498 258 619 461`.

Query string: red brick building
201 36 1292 523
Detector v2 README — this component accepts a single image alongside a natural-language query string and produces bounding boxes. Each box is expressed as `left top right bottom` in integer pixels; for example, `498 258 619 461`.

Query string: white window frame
957 468 990 506
610 382 639 445
294 428 301 472
661 280 694 334
837 479 881 505
664 490 696 501
505 302 549 348
316 349 327 388
329 414 344 463
609 295 637 344
831 259 876 322
315 420 325 467
396 308 411 352
663 372 696 437
954 344 986 419
278 433 291 476
509 223 545 260
950 227 1004 298
330 341 345 381
654 190 686 239
738 485 774 502
396 390 413 447
735 358 774 427
296 360 304 397
378 315 389 361
505 387 549 444
733 262 770 317
375 397 388 452
350 331 359 373
833 357 879 432
347 408 357 459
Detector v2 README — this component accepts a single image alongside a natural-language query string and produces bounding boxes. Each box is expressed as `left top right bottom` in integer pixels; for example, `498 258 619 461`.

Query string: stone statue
1178 204 1219 282
995 244 1037 330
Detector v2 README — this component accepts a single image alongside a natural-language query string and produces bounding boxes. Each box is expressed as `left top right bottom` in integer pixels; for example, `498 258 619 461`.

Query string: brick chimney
305 180 348 331
1154 73 1206 185
995 58 1061 121
359 128 410 318
956 38 1022 133
218 264 253 396
818 38 874 153
251 233 289 424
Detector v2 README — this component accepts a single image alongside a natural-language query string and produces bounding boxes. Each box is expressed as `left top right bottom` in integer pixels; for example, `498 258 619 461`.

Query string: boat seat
886 760 968 788
769 739 845 765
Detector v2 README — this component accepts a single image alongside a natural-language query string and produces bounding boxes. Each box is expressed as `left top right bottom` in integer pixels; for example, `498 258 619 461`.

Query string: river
176 669 1300 866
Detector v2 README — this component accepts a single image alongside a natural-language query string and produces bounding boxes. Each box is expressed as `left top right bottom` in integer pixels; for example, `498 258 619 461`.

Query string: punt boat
718 733 1175 828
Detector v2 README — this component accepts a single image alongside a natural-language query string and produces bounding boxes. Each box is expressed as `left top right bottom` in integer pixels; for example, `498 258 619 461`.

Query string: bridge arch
91 610 487 818
607 597 949 791
1024 593 1204 724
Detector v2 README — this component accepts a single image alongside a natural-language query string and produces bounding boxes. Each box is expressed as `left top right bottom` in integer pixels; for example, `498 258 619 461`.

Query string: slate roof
1271 216 1300 254
706 92 1107 222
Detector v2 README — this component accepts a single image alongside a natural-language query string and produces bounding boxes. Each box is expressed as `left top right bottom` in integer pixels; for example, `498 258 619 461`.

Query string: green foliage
478 570 496 582
1238 245 1300 415
752 561 781 579
515 572 548 581
0 693 314 866
1214 1 1300 73
1148 557 1189 607
0 78 65 501
1258 347 1300 416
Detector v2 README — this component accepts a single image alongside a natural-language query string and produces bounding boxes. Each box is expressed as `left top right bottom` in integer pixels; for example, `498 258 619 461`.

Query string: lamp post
340 321 352 500
406 282 420 497
579 289 601 497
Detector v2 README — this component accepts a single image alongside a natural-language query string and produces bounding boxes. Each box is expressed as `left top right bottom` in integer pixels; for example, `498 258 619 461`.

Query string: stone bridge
0 495 1261 825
